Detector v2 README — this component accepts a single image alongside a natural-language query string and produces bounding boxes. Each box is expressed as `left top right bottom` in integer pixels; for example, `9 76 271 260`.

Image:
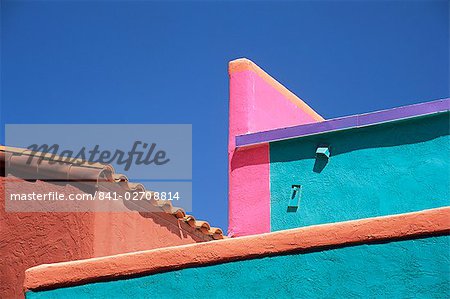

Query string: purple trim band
236 99 450 147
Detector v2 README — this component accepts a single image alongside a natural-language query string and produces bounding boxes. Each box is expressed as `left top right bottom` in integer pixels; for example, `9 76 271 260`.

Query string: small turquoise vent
316 146 330 158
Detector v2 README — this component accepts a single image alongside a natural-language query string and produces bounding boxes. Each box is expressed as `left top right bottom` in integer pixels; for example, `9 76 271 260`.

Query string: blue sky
1 0 448 231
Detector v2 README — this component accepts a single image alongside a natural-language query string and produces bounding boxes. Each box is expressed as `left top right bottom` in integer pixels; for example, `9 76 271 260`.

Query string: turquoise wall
26 235 450 298
270 113 450 231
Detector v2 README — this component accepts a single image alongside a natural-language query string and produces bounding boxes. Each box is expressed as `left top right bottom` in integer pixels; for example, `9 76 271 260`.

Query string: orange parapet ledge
25 206 450 291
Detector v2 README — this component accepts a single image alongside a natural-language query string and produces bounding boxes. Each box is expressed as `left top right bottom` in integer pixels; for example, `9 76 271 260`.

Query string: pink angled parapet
228 58 324 237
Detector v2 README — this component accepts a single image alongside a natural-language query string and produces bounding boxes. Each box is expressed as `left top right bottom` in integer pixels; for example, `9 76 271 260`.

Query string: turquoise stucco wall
26 235 450 298
270 112 450 231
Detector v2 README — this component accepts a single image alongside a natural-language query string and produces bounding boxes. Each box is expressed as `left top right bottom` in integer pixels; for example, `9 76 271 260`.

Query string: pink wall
228 58 323 237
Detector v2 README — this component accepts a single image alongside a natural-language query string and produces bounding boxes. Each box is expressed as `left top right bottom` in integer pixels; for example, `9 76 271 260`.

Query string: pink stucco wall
228 58 323 237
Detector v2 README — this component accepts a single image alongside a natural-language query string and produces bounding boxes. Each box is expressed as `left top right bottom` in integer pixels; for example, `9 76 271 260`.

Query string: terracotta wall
0 176 204 299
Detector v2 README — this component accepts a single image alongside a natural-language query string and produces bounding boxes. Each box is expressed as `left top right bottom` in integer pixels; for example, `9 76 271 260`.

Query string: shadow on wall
230 144 268 170
313 156 328 173
139 211 202 241
270 112 450 164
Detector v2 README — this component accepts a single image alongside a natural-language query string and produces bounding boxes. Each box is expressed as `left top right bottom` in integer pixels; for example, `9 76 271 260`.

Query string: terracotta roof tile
0 145 225 240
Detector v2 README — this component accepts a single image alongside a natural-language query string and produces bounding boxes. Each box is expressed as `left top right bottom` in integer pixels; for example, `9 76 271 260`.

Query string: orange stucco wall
0 176 204 299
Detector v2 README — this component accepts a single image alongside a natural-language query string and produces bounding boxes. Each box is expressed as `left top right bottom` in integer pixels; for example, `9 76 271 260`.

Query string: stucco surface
228 58 323 236
0 177 205 298
26 235 450 298
229 144 270 236
24 207 449 291
0 177 95 299
270 112 450 231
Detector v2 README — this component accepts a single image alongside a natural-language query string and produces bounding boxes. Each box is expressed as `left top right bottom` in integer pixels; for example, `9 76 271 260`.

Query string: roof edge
0 146 224 241
25 206 450 292
229 58 324 122
236 98 450 147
